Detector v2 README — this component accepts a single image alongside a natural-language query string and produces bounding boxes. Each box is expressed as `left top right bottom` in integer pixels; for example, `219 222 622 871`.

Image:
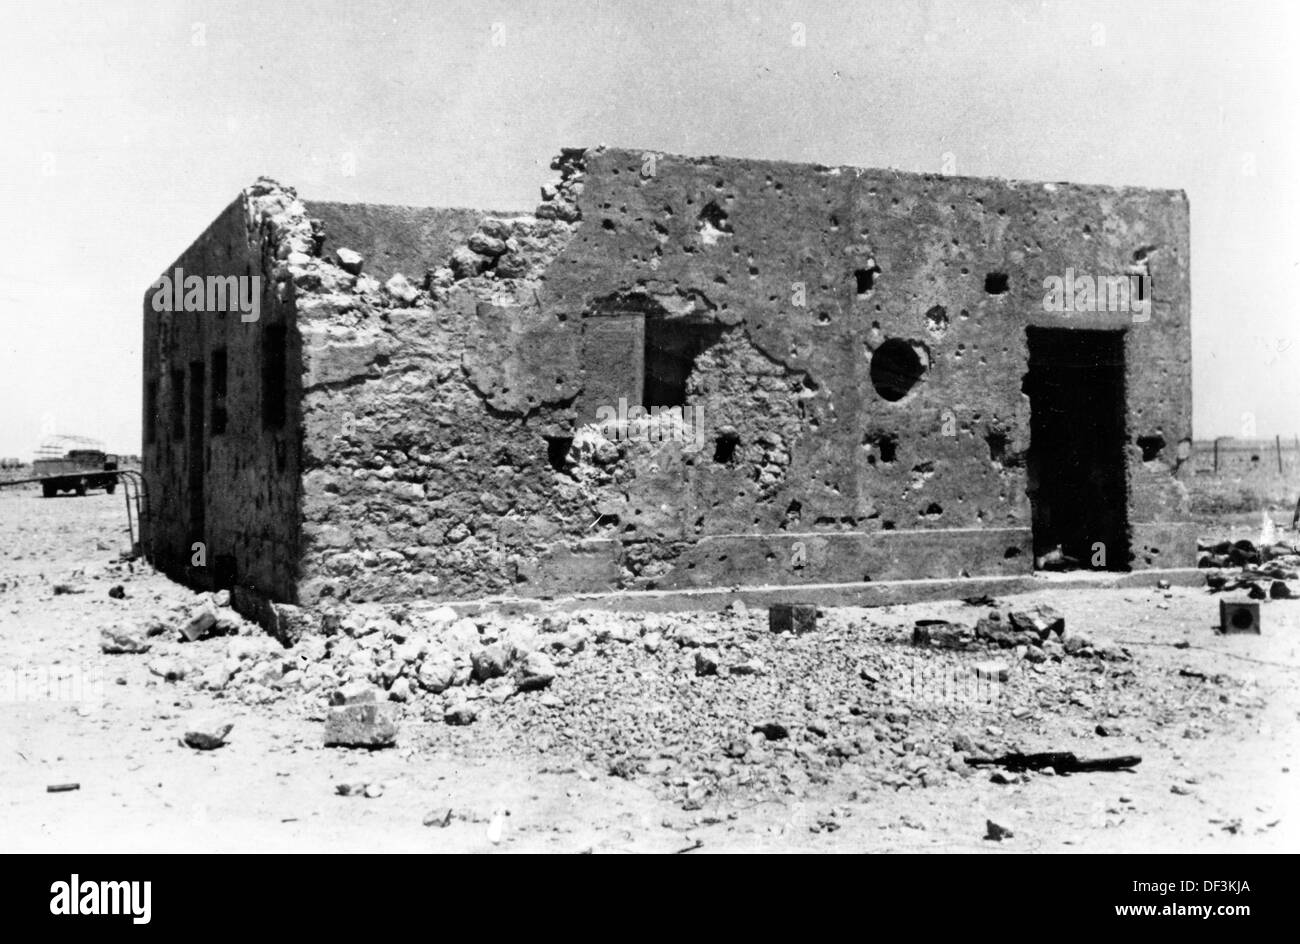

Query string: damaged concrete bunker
143 147 1193 625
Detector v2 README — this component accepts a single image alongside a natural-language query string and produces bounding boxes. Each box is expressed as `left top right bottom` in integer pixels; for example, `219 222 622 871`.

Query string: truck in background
32 450 119 497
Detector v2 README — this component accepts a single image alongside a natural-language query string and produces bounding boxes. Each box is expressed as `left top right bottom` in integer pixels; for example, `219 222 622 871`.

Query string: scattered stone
1062 632 1095 656
752 722 789 741
181 600 219 642
444 703 478 726
107 584 126 599
985 819 1014 841
694 650 720 677
183 722 233 751
323 703 398 748
147 657 186 681
334 247 363 274
423 807 454 827
468 232 507 256
471 643 511 681
729 658 767 676
330 680 379 706
912 619 973 650
100 626 150 655
417 654 457 694
1008 605 1065 639
384 272 419 303
515 651 557 691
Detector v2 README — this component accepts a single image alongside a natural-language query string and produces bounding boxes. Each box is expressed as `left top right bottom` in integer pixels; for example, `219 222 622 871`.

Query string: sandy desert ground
1 486 1296 853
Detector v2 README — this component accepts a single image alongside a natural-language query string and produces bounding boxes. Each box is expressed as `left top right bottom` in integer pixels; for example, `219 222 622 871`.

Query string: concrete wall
284 147 1192 606
142 182 307 602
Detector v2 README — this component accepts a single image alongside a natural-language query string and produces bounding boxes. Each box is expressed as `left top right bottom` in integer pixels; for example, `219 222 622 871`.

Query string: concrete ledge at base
414 567 1211 618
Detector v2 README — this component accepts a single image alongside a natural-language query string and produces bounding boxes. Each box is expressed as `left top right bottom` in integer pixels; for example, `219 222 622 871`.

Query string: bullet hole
783 500 803 528
854 261 881 296
816 311 832 325
984 272 1010 294
863 431 898 464
986 429 1008 463
545 436 573 472
925 305 949 339
714 429 740 464
869 338 926 401
882 520 896 530
696 201 733 244
920 502 943 517
594 514 620 528
601 219 616 232
1004 546 1022 558
1136 434 1166 462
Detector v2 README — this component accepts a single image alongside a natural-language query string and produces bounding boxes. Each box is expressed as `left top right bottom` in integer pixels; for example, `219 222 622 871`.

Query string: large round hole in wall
869 338 926 401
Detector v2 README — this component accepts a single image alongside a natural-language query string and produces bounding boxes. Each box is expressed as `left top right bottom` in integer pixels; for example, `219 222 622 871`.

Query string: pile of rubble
91 583 1261 811
1199 537 1298 599
911 604 1130 663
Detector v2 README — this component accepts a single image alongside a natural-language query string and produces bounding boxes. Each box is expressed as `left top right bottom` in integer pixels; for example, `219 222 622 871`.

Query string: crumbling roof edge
588 145 1189 203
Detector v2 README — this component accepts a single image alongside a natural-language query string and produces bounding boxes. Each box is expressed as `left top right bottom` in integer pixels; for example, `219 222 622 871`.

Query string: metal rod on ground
120 471 135 550
1278 434 1285 474
1214 436 1220 473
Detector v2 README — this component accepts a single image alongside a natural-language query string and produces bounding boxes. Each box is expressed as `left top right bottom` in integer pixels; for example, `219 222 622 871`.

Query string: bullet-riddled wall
146 147 1192 613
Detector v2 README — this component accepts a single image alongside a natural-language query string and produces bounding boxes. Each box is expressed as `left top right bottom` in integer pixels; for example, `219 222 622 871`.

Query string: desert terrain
1 486 1296 853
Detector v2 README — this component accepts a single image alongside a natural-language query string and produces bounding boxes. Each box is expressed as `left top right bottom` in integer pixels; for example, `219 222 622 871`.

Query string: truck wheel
42 482 56 498
105 482 116 495
75 478 87 496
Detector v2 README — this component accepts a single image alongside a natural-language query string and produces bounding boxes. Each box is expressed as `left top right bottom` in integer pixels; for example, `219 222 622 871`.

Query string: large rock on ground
323 703 398 748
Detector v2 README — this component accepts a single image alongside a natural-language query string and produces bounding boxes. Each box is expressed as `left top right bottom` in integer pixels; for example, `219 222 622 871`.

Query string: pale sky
1 0 1296 459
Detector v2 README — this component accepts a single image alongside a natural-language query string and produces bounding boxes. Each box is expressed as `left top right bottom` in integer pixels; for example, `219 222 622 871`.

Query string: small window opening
262 325 287 429
211 348 228 436
171 368 185 440
984 272 1010 294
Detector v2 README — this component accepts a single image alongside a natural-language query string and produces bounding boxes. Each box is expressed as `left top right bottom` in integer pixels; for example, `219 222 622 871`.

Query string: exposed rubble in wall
687 328 813 504
289 151 600 606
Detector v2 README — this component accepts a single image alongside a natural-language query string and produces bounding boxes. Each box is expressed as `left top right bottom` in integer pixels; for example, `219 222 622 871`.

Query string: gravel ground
2 487 1297 852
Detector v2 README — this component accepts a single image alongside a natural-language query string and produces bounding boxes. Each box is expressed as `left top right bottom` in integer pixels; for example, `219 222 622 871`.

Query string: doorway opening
187 361 206 548
1023 327 1128 570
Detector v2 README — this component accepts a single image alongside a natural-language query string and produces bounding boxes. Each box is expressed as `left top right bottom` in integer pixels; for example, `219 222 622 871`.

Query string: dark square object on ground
770 603 817 634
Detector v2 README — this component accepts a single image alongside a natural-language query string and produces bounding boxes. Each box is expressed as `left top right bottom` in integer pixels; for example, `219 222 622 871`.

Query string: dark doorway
188 360 206 549
1023 327 1128 570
